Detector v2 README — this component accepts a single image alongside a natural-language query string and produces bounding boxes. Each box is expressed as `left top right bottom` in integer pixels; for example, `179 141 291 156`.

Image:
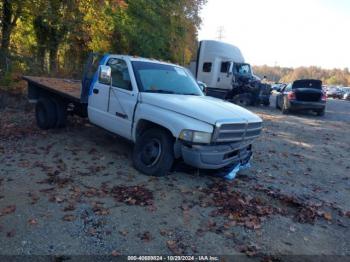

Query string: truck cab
24 54 263 176
190 40 271 106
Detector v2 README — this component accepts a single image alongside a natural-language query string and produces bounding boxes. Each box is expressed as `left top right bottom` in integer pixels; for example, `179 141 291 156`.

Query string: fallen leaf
62 214 76 222
111 250 120 256
323 212 332 221
160 229 167 236
63 204 75 212
140 231 152 242
1 205 16 216
166 240 182 255
119 230 128 236
28 218 38 225
7 229 16 238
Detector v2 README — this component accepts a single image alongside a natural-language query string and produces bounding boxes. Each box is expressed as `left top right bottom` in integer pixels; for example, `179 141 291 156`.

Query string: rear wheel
35 98 57 130
52 98 67 128
132 128 174 176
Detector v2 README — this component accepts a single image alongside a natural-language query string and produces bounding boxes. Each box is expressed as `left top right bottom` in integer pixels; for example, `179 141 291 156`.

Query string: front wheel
232 93 252 107
132 128 174 176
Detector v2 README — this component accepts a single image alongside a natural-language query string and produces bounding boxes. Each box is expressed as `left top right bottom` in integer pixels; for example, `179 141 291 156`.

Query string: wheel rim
140 139 162 167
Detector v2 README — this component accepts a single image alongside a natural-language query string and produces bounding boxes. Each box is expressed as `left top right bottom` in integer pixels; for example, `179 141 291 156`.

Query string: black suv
276 79 326 116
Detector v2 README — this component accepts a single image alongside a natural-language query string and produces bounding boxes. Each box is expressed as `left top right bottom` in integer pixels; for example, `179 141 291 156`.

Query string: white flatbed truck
23 54 262 176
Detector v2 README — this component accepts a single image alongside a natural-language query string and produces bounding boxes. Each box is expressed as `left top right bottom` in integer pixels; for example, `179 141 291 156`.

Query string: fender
132 102 214 142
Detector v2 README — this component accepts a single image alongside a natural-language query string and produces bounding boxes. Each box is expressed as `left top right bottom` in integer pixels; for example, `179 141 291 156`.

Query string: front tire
132 128 174 176
232 93 252 107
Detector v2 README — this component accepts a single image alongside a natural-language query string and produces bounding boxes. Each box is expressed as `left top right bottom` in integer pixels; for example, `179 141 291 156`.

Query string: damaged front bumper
180 142 253 169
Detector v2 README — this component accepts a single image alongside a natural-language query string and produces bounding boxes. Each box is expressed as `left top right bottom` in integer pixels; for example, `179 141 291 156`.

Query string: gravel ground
0 92 350 260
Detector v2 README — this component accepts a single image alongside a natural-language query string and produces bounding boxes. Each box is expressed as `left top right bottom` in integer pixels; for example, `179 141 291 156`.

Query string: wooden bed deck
23 76 82 102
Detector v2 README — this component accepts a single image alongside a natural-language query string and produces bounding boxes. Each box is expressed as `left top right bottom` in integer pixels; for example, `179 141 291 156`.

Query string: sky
198 0 350 69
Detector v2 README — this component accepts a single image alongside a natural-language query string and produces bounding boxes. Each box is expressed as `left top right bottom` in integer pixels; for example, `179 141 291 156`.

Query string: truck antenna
216 26 225 41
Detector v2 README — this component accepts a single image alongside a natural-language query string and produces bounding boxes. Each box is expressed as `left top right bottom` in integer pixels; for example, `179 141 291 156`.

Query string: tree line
0 0 206 82
253 65 350 86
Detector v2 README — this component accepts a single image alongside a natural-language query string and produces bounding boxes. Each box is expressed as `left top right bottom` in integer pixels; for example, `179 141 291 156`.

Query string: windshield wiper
143 90 175 94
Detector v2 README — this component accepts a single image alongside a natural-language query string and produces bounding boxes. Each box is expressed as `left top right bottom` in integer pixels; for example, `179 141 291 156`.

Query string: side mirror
98 65 112 85
197 81 207 94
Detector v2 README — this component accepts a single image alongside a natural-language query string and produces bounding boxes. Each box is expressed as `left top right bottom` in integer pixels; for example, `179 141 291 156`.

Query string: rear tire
35 98 57 130
132 128 174 176
52 98 67 128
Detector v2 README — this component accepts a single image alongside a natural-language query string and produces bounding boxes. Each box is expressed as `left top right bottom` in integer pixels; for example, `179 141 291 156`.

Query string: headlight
179 130 212 144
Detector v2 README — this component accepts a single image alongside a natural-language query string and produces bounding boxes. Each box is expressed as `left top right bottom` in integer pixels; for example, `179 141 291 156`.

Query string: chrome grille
213 121 262 142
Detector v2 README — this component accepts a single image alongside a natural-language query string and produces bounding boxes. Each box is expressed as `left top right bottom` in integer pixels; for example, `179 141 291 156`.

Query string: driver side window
106 58 132 91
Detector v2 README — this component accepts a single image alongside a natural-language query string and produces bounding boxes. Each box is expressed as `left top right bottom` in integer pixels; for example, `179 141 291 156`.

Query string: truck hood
140 93 262 125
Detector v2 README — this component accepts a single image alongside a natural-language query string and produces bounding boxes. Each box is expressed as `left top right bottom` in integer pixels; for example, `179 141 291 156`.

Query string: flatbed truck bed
23 76 82 103
23 76 89 122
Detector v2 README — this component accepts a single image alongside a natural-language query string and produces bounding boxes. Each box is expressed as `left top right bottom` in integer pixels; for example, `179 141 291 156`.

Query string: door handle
217 77 220 82
93 89 99 94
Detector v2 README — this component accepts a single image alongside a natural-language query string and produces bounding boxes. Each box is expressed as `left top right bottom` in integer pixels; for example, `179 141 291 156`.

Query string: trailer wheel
132 128 174 176
52 98 67 128
35 98 57 130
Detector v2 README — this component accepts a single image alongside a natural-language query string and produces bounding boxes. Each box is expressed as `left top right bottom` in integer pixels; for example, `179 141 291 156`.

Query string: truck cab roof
112 55 179 67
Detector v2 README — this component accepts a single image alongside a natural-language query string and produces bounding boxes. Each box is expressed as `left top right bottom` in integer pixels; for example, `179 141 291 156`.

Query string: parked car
326 88 343 99
276 79 326 116
23 53 263 177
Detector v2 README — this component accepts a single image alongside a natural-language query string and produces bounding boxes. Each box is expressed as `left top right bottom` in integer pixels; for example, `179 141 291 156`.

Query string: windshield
132 61 203 96
234 63 252 75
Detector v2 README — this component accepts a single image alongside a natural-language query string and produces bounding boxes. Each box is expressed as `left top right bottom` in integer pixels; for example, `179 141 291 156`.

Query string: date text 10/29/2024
127 256 219 261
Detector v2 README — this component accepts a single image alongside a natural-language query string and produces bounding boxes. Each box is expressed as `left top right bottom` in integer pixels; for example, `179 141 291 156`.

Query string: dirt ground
0 91 350 260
